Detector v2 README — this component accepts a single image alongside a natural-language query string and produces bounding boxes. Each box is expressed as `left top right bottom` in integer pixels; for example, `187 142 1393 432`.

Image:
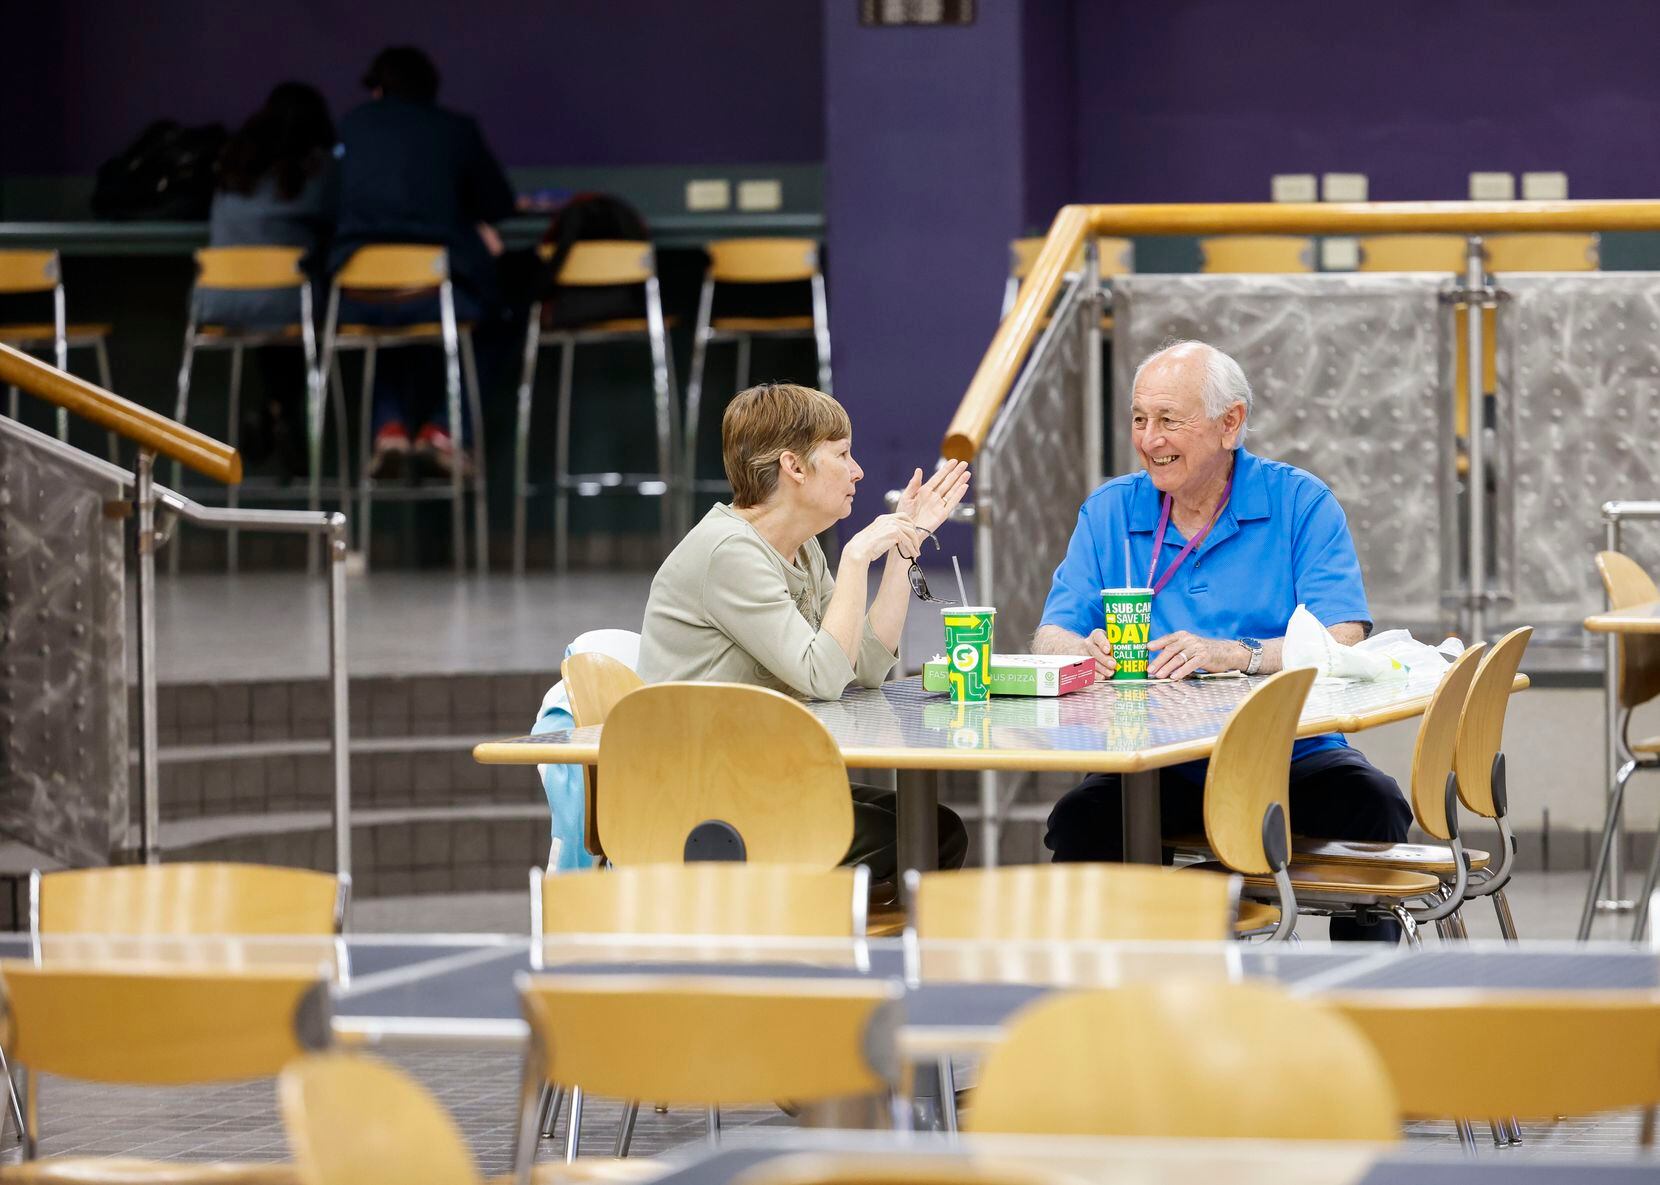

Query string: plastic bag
1282 604 1407 682
1353 628 1464 679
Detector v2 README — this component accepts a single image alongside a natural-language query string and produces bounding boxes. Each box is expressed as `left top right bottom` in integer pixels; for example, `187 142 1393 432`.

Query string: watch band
1239 637 1264 676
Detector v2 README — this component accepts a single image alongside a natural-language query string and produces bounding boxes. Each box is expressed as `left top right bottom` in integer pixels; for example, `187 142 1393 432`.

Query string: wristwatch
1238 637 1264 676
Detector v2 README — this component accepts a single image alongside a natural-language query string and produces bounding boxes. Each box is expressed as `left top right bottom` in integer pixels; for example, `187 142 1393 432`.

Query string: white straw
1124 538 1132 588
952 555 968 606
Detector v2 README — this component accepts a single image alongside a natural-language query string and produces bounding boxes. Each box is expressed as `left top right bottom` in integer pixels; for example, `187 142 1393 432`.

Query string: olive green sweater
637 504 898 701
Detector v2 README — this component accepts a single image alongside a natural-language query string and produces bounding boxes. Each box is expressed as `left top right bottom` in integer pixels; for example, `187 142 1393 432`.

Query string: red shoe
369 423 409 480
414 423 471 479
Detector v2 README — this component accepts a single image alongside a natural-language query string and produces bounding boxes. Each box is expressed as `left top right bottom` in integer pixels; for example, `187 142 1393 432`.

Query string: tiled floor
8 871 1659 1170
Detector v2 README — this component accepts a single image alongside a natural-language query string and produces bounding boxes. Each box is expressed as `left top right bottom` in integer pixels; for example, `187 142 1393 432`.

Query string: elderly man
1034 340 1410 941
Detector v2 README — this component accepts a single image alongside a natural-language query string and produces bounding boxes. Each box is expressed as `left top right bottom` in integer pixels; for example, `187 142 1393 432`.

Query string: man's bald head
1131 341 1252 430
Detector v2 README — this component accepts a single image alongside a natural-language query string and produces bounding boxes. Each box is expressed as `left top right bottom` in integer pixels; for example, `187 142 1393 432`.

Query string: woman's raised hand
895 460 971 534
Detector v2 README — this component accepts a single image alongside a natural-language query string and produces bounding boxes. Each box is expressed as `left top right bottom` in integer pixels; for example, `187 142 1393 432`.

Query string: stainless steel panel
1497 273 1660 631
0 427 129 864
979 275 1094 647
1111 274 1454 628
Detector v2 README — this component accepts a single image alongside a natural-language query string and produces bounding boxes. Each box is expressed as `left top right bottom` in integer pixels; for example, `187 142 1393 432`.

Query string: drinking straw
1124 539 1132 589
952 555 969 606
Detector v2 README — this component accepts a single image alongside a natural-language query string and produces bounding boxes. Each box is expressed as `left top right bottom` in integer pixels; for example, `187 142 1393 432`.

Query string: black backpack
91 120 228 220
538 193 652 328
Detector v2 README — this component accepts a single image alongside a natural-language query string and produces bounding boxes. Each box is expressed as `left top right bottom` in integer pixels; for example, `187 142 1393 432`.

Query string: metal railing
0 344 352 874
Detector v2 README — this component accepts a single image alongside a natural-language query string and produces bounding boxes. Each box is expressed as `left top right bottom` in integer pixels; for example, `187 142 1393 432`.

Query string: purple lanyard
1145 476 1232 596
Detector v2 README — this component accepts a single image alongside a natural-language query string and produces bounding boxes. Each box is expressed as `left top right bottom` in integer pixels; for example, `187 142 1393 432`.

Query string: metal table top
473 671 1519 773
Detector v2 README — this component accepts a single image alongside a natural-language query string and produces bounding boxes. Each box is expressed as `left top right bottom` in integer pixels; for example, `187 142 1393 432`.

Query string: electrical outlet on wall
686 179 731 211
1271 174 1317 203
737 179 783 211
1321 173 1368 202
1522 172 1568 200
1468 172 1516 201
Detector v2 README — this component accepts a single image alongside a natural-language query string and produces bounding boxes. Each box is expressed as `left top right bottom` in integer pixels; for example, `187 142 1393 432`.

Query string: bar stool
318 245 487 573
170 246 348 573
513 240 678 574
1000 235 1134 319
684 238 830 499
0 249 116 455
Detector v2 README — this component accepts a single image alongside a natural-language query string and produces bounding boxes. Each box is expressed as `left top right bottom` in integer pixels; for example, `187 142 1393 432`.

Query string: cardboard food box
921 653 1093 697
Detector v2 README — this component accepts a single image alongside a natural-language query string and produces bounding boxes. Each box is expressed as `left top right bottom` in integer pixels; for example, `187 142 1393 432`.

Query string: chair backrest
0 962 329 1084
1406 643 1487 841
195 246 307 291
912 864 1239 942
36 862 345 936
519 973 900 1106
966 981 1399 1140
280 1052 481 1185
539 863 861 938
1197 236 1314 274
0 250 61 295
561 651 645 860
596 682 854 866
538 239 655 287
1201 667 1318 874
1354 234 1466 273
1452 627 1532 819
707 238 820 283
1598 551 1660 711
1008 236 1134 281
334 244 449 290
1484 232 1599 272
1333 991 1660 1121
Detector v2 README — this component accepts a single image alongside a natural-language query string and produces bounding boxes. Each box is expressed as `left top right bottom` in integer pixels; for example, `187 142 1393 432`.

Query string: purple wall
1074 0 1660 201
7 0 823 174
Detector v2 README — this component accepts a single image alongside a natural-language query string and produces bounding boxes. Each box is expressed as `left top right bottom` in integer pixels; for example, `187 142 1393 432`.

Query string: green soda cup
1101 587 1153 680
941 606 995 703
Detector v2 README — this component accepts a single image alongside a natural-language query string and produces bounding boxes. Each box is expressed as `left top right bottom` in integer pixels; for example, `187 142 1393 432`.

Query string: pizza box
921 653 1093 697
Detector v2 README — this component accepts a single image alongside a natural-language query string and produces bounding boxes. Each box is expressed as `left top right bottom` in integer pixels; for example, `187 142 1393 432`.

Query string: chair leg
646 276 679 550
0 1046 24 1148
225 341 244 573
513 307 542 575
734 333 752 395
461 329 489 573
5 385 17 421
329 359 351 550
1456 1119 1478 1153
537 1083 563 1139
613 1100 639 1158
1631 829 1660 943
705 1104 721 1146
812 271 833 393
683 278 715 498
563 1086 584 1162
93 337 117 462
169 342 196 576
553 339 575 574
1493 888 1520 942
1579 759 1638 940
442 330 466 574
938 1058 959 1135
357 348 377 571
1388 904 1421 948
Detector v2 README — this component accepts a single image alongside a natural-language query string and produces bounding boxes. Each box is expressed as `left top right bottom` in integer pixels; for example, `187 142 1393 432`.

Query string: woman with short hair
639 382 971 877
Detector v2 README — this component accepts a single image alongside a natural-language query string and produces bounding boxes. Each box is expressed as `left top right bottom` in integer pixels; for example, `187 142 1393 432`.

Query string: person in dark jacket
330 46 516 477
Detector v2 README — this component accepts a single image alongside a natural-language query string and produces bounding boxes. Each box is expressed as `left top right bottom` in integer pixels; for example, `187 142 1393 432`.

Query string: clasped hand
1077 629 1239 682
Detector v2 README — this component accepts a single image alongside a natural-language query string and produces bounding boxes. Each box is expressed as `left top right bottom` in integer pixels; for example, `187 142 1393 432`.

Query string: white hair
1132 340 1252 436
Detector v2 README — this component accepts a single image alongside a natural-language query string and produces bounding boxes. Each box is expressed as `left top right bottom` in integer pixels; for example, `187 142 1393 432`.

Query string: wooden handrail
942 198 1660 462
0 343 242 484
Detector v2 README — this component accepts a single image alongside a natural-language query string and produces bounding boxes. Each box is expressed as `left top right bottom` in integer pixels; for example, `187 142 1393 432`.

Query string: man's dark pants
1045 747 1414 942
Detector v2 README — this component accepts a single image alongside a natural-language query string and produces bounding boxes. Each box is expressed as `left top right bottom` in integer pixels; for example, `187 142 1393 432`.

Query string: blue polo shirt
1040 446 1372 775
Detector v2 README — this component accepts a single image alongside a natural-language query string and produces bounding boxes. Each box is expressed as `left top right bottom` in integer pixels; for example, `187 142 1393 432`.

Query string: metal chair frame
0 249 115 457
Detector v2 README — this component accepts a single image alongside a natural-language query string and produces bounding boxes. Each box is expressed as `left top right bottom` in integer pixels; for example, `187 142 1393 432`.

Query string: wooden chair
1583 552 1660 939
560 650 645 864
516 241 679 573
1484 232 1599 272
32 862 348 937
1187 667 1443 943
966 980 1399 1140
597 682 854 867
0 962 329 1174
514 973 901 1172
0 248 116 456
1196 236 1314 274
683 239 831 499
318 244 487 573
1334 991 1660 1142
530 862 869 1158
1287 642 1491 935
1000 235 1133 321
170 246 347 573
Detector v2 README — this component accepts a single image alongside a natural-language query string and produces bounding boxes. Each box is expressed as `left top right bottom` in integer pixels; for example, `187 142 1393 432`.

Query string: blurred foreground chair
516 974 902 1169
0 963 329 1176
32 861 349 938
319 244 486 572
967 980 1398 1140
1584 552 1660 940
0 248 116 456
515 241 678 573
171 246 347 572
560 650 644 866
530 862 870 1158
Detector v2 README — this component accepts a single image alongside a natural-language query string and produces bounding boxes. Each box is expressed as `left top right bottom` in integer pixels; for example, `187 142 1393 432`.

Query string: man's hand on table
1081 628 1117 681
1147 631 1246 681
